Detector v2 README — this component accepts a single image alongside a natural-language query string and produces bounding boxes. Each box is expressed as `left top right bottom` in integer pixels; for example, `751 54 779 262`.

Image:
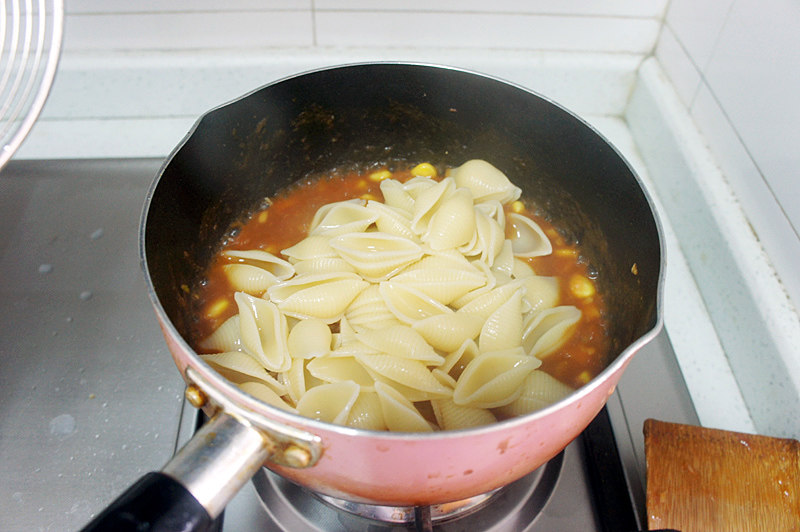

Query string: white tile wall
656 0 800 313
61 0 665 53
652 0 800 438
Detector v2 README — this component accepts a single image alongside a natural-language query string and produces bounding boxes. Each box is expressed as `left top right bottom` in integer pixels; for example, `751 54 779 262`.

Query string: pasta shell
201 351 287 396
411 312 483 353
281 235 337 263
380 178 415 214
238 382 295 412
522 305 581 358
493 370 574 417
330 232 423 281
287 318 332 359
452 348 542 408
512 258 536 279
198 314 242 352
329 338 378 359
356 353 452 398
402 175 438 199
306 356 375 388
222 264 280 295
223 249 295 280
389 267 486 306
296 380 361 425
366 200 416 240
235 292 290 372
423 187 476 250
431 368 457 389
379 281 452 324
335 315 359 345
479 288 524 352
410 177 456 236
521 275 560 313
368 372 442 402
506 213 553 258
267 273 368 323
439 338 480 380
374 381 434 432
309 200 378 237
292 257 356 276
457 281 524 321
281 357 308 405
449 260 498 309
451 159 521 204
346 391 387 430
472 211 506 265
432 398 497 430
356 325 444 366
475 200 506 231
402 249 476 273
344 284 402 332
491 240 515 278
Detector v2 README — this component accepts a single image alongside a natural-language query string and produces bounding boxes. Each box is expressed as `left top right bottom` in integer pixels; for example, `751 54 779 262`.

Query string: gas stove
177 329 697 531
1 150 701 531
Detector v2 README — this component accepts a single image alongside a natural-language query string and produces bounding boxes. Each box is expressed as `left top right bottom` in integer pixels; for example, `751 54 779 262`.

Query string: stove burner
250 452 563 531
317 488 498 525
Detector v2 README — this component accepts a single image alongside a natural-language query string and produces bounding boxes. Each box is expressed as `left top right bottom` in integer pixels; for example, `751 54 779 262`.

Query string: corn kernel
569 274 595 299
411 162 437 178
207 299 229 318
180 284 190 294
510 200 525 213
369 169 392 182
631 263 639 275
577 371 592 385
257 210 268 223
555 248 578 258
360 193 378 201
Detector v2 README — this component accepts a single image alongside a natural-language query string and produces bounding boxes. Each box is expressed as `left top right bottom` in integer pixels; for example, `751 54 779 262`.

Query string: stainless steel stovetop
0 158 698 531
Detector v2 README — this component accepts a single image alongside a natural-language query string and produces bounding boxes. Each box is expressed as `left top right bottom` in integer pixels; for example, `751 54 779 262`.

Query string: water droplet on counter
121 444 128 450
90 228 104 240
38 264 53 274
65 316 73 323
49 414 76 437
79 291 92 301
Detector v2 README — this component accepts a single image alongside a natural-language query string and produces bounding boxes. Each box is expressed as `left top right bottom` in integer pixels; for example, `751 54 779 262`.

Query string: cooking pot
81 63 664 531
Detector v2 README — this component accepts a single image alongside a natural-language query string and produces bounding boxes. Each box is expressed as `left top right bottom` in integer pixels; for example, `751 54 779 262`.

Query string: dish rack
0 0 63 171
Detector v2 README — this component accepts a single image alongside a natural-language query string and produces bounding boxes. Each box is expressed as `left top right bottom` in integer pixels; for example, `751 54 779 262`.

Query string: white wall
27 1 669 160
656 0 800 316
63 1 665 53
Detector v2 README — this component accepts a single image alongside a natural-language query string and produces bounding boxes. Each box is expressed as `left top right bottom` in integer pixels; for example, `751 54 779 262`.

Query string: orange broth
192 167 608 389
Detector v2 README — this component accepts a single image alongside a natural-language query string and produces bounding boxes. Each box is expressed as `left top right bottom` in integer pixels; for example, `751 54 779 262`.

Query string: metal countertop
0 159 185 532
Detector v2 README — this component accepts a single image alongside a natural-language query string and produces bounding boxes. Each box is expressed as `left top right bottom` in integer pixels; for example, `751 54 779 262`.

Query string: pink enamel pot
81 63 664 532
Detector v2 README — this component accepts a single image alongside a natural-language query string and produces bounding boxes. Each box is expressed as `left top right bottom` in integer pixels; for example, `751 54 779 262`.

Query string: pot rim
139 61 667 442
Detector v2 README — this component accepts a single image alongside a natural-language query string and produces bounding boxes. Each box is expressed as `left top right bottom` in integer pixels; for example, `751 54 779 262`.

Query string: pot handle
79 411 272 532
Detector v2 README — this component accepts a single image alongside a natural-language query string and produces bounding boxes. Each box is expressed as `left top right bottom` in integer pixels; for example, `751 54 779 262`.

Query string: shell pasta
194 160 608 431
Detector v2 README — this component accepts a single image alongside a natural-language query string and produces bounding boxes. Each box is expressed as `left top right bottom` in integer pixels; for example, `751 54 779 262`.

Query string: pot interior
143 63 661 374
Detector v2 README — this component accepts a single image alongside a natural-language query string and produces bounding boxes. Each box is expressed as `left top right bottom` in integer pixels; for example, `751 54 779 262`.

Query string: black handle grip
79 471 213 532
